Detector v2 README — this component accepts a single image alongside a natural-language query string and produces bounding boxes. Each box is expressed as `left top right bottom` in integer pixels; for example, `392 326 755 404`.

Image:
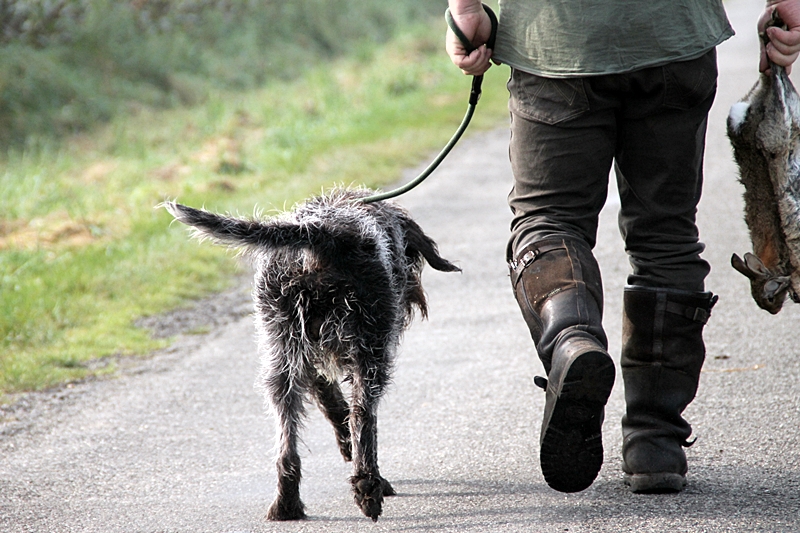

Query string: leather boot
620 285 718 493
510 236 615 493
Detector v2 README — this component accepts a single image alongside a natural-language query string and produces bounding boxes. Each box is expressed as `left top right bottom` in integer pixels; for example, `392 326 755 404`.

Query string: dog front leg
349 370 395 521
264 366 307 521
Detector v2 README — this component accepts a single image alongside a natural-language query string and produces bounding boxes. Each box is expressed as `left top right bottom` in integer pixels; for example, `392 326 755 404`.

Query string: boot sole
624 472 686 494
540 344 615 493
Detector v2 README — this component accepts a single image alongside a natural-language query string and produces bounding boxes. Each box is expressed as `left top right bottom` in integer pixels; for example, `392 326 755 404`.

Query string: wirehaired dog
162 187 459 521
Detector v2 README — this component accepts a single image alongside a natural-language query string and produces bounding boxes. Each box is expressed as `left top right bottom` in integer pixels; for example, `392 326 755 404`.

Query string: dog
161 187 459 521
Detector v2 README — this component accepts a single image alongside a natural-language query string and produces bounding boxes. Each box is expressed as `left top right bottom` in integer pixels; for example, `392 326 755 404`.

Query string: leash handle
445 3 498 55
445 4 497 105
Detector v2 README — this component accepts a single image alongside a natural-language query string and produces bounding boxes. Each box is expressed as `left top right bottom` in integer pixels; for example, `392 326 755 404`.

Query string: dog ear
400 216 461 273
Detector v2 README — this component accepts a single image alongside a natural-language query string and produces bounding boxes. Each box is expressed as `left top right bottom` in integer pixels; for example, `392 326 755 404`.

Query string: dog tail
161 201 309 251
403 216 461 273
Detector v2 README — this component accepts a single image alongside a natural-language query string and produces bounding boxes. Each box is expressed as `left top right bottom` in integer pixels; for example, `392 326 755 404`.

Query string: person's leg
614 50 719 493
507 68 617 492
615 51 717 292
507 70 616 253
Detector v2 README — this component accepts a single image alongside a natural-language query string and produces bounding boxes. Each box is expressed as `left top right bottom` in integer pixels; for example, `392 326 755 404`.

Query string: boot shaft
620 285 718 485
621 286 718 377
510 237 607 371
621 285 717 423
510 237 615 493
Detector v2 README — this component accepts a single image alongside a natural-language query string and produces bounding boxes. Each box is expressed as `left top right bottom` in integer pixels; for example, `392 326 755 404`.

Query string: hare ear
764 276 792 299
744 252 772 276
732 253 759 280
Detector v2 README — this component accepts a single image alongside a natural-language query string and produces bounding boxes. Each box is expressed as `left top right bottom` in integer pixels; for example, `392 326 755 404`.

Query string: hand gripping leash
360 4 498 204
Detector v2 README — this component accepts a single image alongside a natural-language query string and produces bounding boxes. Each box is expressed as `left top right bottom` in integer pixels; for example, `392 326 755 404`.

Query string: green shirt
493 0 735 78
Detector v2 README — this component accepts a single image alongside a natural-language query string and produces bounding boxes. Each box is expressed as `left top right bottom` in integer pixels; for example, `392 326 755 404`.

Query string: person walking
445 0 800 494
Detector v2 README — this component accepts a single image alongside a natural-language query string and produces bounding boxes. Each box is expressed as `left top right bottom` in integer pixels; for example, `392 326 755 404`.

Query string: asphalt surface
2 0 800 531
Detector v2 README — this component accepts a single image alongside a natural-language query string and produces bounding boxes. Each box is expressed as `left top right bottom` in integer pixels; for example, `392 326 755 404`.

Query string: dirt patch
150 162 191 182
81 161 118 184
0 271 254 437
0 213 105 250
134 272 253 339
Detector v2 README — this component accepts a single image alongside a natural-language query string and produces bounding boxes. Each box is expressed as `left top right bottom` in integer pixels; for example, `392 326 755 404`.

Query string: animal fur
727 15 800 313
161 187 459 521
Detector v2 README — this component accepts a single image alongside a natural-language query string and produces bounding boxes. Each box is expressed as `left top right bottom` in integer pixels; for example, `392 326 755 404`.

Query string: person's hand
445 2 493 76
759 0 800 73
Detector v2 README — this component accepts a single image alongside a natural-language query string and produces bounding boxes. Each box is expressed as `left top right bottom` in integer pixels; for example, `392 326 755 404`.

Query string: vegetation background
0 0 508 399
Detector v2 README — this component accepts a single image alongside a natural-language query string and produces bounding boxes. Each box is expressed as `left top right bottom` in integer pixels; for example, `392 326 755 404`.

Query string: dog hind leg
348 362 395 521
311 373 353 462
264 361 308 521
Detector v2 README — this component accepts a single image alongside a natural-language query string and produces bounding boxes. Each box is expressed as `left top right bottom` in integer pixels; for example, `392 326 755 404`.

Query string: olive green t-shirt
493 0 735 78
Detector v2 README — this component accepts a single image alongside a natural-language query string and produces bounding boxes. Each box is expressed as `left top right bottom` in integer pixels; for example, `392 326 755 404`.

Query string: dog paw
382 477 396 497
351 474 387 521
266 497 306 521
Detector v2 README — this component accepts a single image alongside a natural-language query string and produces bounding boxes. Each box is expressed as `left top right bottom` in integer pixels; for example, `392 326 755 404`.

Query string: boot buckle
508 248 538 275
665 301 711 324
508 241 567 285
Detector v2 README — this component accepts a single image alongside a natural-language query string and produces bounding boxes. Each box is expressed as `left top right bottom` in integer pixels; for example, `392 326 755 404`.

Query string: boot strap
508 240 567 288
664 295 718 325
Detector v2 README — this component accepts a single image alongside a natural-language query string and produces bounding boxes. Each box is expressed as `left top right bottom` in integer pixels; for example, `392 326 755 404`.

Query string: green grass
0 23 510 398
0 0 446 144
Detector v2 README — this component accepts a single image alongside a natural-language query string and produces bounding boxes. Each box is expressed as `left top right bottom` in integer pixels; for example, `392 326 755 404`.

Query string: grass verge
0 0 444 144
0 22 510 399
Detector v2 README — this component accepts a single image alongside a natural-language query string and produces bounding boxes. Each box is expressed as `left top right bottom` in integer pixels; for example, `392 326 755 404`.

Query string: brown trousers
506 50 718 291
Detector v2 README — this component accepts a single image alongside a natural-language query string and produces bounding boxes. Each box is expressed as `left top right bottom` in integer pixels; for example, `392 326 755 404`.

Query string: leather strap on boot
665 299 715 324
509 240 567 289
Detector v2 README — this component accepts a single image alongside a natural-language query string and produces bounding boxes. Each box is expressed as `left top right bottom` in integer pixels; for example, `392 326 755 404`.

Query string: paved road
2 0 799 531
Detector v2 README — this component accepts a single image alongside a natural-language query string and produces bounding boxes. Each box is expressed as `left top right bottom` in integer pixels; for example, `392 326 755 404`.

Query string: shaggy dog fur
162 187 459 521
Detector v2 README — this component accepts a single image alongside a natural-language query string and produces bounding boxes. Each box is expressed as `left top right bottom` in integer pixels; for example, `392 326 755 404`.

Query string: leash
360 4 498 204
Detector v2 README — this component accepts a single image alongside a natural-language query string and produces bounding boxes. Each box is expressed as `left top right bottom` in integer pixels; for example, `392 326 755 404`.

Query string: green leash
361 4 498 204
